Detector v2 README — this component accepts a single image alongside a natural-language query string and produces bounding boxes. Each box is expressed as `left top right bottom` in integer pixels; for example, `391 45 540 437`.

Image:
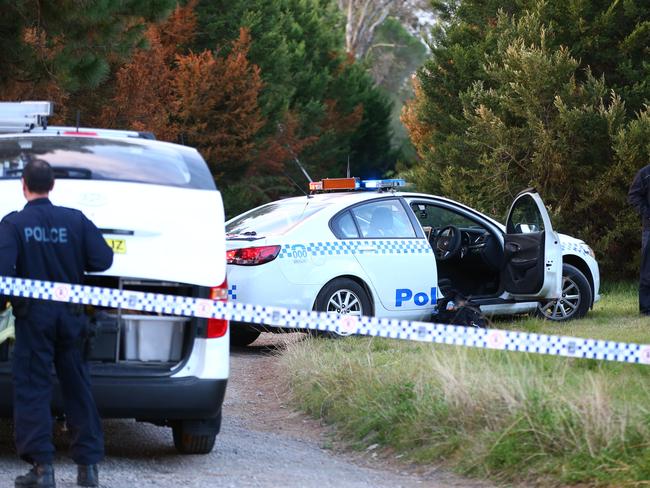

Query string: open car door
503 190 562 300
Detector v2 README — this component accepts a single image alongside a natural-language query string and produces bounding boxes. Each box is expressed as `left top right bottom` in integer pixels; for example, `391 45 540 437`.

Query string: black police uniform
628 165 650 314
0 198 113 466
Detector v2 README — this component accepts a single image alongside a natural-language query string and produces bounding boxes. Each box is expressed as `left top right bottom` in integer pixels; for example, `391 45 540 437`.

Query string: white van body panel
173 335 230 380
0 179 225 288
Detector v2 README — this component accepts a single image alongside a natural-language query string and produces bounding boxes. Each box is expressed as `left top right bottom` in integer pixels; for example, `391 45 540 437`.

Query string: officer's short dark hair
23 159 54 194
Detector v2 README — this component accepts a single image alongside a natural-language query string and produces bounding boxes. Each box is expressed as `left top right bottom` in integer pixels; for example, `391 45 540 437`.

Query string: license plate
105 238 127 254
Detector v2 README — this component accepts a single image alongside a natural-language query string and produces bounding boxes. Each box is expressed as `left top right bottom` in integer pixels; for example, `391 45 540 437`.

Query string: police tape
1 275 649 365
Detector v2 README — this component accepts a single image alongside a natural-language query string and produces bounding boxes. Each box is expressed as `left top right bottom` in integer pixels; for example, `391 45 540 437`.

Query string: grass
278 283 650 486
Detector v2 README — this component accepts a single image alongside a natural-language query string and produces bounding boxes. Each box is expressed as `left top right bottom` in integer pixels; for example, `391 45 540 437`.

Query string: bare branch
339 0 399 58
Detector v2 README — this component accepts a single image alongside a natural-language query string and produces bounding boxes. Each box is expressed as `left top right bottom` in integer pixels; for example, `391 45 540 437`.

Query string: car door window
506 194 545 233
330 211 359 238
411 203 479 233
351 200 416 238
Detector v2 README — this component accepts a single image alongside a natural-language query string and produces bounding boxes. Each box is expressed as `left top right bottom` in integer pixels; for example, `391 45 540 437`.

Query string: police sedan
226 179 600 346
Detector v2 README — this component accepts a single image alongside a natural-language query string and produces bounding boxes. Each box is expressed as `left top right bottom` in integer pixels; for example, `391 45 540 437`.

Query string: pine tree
195 0 394 186
404 1 650 278
97 2 199 141
0 1 175 95
174 28 265 182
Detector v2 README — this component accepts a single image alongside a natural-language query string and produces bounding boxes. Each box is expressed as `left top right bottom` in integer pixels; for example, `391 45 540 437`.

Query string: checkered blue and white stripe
561 242 591 256
278 239 433 259
0 275 647 365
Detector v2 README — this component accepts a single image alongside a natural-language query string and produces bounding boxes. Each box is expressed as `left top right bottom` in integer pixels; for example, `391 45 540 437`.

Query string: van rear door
0 136 225 287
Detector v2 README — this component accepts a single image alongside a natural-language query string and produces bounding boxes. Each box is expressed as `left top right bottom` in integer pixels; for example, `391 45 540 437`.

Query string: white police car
0 102 228 454
226 178 600 346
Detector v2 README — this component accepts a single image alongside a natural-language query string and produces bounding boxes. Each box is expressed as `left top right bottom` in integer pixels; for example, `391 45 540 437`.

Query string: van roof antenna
76 110 81 132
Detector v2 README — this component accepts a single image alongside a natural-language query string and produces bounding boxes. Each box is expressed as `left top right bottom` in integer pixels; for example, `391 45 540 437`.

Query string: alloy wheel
326 289 363 316
538 275 581 320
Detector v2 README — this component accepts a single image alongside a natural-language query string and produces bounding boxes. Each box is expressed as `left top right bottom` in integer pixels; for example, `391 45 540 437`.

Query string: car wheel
230 322 261 347
312 278 371 336
172 425 216 455
536 264 592 321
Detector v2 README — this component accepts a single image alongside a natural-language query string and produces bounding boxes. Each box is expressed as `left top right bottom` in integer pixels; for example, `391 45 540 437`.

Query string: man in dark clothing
0 160 113 488
628 164 650 314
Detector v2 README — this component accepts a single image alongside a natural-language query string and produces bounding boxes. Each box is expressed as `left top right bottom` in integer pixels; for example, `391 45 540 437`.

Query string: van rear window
0 137 215 190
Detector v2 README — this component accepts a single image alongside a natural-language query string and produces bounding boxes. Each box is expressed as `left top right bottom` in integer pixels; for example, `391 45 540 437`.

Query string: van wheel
536 264 592 321
172 425 216 454
312 278 371 337
230 323 261 347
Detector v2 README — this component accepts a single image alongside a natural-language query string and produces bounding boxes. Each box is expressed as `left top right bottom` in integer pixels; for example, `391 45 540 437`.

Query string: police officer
628 164 650 315
0 160 113 488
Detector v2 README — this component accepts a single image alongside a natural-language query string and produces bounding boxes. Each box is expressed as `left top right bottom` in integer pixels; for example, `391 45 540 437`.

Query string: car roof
267 190 505 229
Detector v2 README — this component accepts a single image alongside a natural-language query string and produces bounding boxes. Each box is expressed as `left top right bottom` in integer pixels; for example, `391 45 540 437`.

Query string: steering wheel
433 225 462 261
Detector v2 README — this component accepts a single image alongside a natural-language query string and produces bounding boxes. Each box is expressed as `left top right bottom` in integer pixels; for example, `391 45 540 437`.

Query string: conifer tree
195 0 394 187
0 1 175 95
404 0 650 278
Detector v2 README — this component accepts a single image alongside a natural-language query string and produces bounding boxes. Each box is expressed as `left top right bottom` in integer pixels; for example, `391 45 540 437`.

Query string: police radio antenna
283 171 311 198
293 155 312 183
276 122 313 184
346 156 350 178
76 110 81 132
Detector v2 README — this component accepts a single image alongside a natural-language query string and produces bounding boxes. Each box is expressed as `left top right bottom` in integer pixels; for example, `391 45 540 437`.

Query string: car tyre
312 278 371 337
536 263 592 321
172 424 217 455
230 323 261 347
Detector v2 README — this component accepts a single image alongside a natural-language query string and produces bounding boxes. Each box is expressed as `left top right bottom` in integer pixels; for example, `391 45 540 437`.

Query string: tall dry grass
280 337 650 486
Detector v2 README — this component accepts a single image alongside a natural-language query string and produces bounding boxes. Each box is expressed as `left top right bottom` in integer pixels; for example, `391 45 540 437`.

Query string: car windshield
0 137 215 190
227 199 326 237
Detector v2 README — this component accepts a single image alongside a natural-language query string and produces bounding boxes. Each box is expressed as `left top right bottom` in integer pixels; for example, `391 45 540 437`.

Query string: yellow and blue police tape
1 275 649 365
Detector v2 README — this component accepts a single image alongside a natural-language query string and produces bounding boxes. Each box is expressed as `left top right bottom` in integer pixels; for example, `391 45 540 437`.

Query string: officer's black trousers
640 231 650 314
12 302 104 465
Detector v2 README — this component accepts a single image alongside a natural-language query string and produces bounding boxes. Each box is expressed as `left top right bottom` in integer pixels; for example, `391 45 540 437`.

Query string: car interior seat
368 206 394 237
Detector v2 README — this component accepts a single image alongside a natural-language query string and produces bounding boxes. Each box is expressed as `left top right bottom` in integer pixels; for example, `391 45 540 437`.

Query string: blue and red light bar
309 178 406 192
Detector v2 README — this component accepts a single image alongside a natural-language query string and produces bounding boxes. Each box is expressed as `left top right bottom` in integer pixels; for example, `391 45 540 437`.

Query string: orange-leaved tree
98 1 199 141
173 28 265 182
99 3 265 187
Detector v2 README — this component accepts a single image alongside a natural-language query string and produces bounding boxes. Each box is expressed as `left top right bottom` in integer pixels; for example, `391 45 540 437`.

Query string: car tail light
207 279 228 339
226 245 281 266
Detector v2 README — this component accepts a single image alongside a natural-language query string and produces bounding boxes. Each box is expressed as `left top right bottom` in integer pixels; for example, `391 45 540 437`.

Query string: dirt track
0 333 489 487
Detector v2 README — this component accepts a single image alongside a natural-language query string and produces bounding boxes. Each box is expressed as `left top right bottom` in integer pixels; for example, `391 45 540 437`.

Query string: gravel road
0 334 489 488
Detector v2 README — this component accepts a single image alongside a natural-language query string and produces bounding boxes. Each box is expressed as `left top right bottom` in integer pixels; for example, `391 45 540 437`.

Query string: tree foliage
195 0 394 206
174 29 265 182
404 0 650 278
0 0 396 219
98 3 265 186
0 0 175 95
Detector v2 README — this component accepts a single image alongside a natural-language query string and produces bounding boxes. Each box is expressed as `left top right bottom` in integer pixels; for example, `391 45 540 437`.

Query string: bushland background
1 0 649 279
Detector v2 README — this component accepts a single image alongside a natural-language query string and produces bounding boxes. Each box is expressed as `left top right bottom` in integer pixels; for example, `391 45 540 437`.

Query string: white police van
0 102 228 454
226 178 600 346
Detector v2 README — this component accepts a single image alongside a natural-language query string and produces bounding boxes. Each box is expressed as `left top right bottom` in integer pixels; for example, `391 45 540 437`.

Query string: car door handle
357 246 377 253
505 242 520 252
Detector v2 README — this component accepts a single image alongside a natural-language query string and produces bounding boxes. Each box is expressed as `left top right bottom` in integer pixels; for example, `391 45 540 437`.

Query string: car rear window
227 200 326 237
0 137 215 190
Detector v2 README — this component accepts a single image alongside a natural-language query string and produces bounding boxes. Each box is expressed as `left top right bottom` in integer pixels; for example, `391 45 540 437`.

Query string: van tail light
226 245 281 266
207 279 228 339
